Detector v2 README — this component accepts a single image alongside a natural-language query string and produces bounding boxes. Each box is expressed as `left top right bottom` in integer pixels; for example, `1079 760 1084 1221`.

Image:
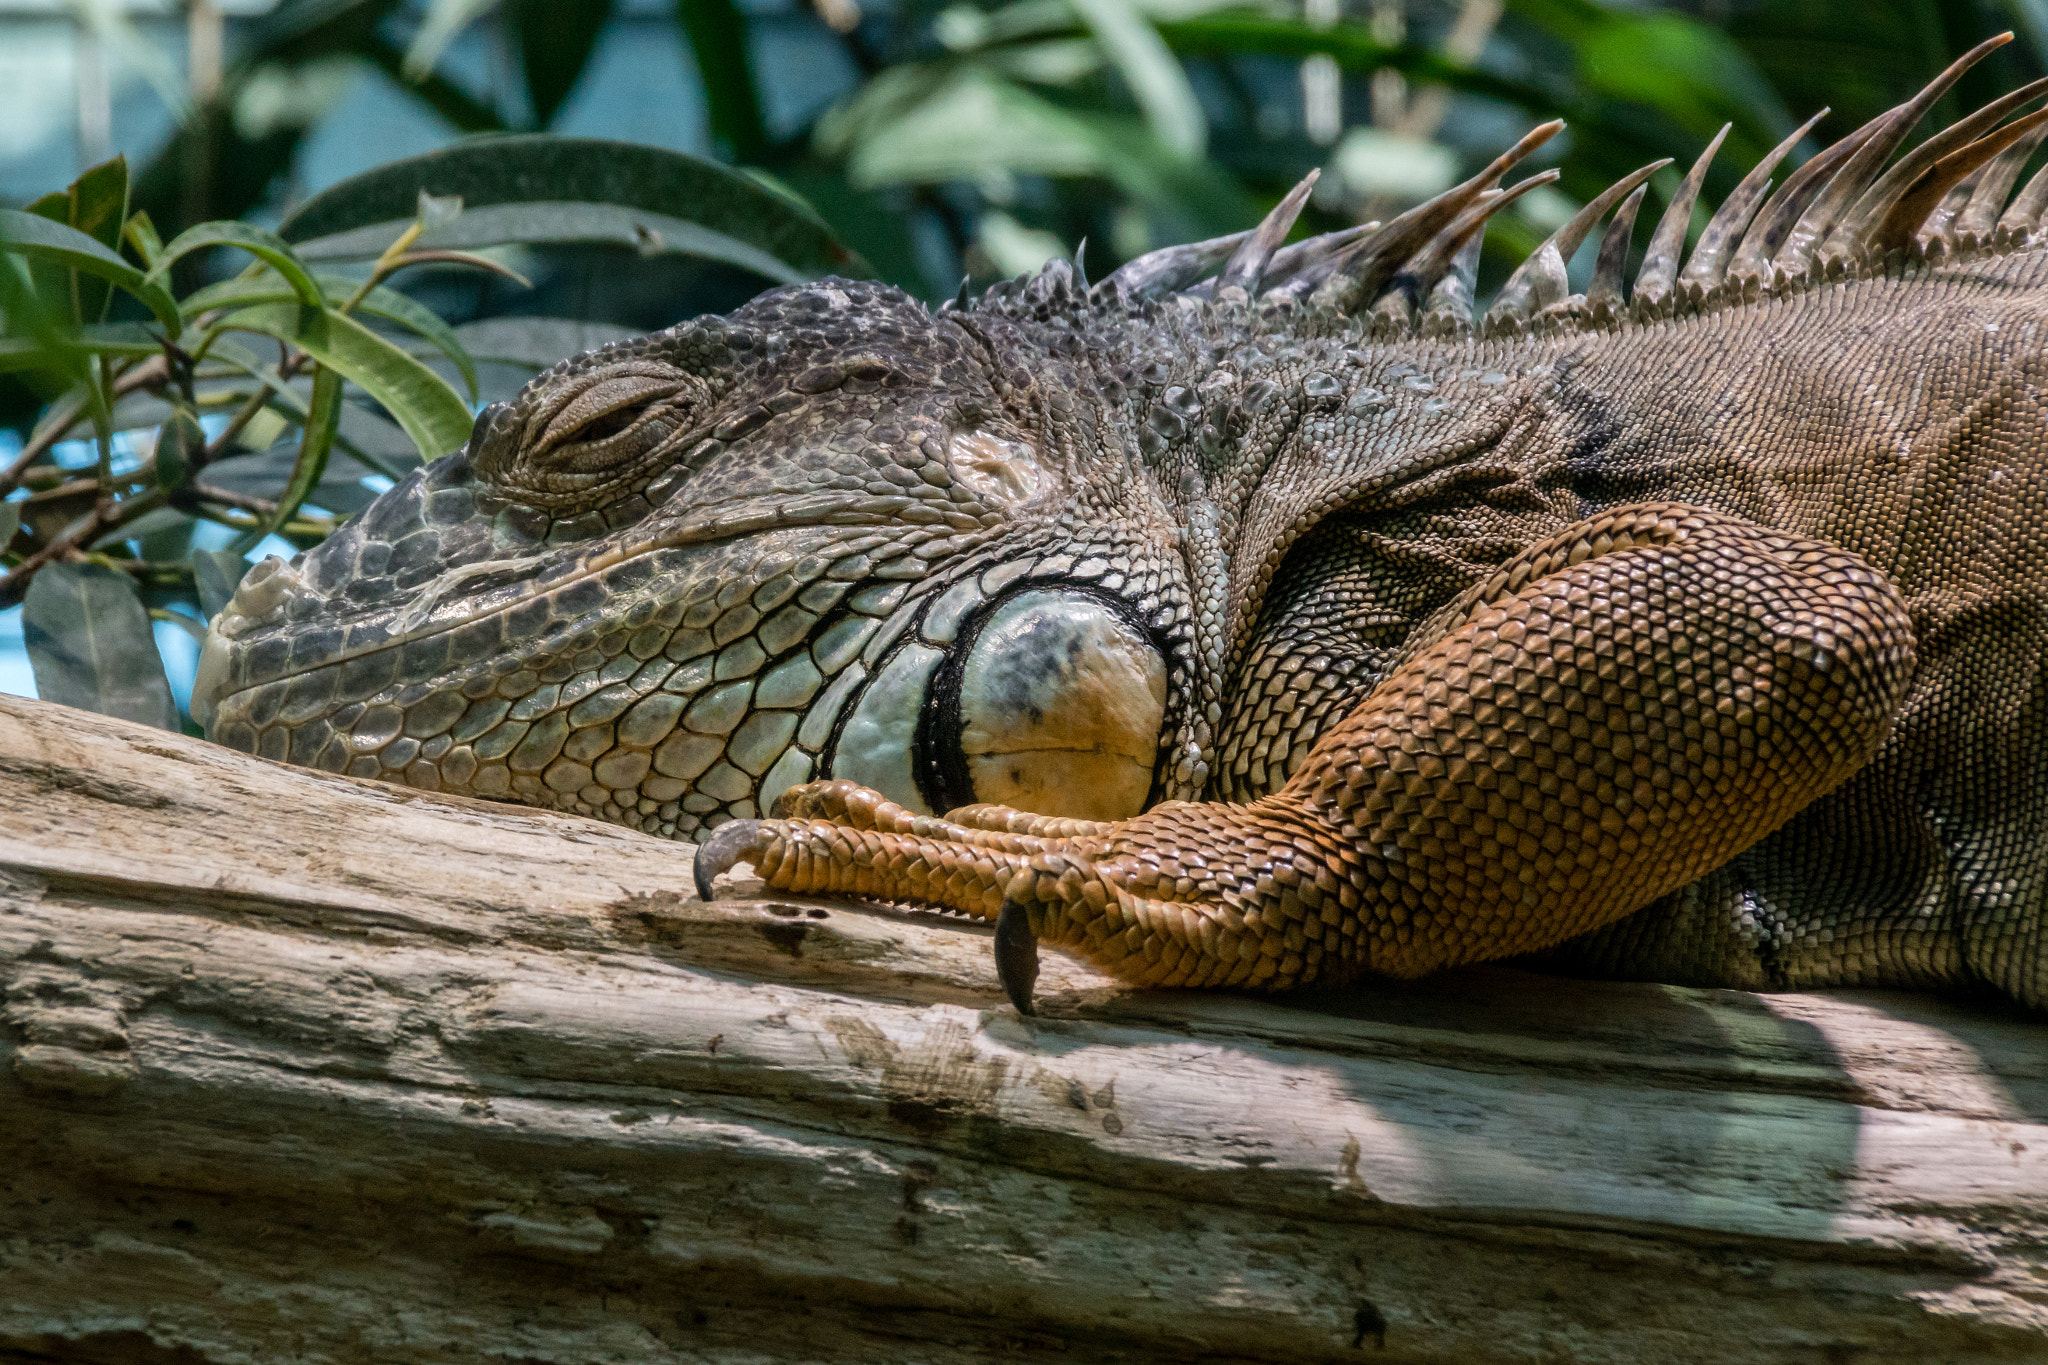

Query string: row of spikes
975 30 2048 340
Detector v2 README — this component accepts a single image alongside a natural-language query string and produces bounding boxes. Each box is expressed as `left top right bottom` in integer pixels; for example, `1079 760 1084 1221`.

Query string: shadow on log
1 694 2045 1363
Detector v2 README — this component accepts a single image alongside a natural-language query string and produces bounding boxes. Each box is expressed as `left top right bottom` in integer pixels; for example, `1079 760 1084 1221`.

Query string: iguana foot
690 782 1271 1009
695 506 1917 1002
992 897 1041 1014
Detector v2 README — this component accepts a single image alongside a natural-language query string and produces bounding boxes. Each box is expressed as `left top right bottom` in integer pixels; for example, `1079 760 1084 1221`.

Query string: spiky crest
962 31 2048 343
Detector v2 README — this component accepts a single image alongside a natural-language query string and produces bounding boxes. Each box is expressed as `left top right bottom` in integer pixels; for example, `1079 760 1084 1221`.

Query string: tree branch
1 694 2044 1363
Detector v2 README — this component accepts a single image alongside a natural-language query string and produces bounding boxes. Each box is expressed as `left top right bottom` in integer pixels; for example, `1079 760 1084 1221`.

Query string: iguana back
1223 252 2048 1003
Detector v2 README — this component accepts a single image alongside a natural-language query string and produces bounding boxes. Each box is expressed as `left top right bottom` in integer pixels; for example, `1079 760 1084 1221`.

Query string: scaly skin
726 507 1913 1000
195 69 2048 1011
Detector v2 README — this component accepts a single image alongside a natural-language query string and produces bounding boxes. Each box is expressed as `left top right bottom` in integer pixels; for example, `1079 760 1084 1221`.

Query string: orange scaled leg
696 504 1917 1012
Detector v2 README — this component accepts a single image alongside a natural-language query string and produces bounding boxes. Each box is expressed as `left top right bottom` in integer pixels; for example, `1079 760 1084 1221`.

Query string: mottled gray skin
196 243 2048 1009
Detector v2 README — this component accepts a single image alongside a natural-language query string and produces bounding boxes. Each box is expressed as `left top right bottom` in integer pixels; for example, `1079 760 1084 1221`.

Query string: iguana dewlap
196 35 2048 1012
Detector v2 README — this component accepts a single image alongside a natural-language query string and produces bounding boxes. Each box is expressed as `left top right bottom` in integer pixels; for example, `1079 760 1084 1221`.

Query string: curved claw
993 898 1041 1015
693 819 767 901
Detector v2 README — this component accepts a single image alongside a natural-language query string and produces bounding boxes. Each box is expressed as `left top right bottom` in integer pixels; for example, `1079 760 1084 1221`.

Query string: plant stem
201 349 305 466
0 487 166 609
0 353 165 500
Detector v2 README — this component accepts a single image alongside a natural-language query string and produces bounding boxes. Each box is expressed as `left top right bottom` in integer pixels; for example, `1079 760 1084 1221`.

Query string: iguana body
195 41 2048 1011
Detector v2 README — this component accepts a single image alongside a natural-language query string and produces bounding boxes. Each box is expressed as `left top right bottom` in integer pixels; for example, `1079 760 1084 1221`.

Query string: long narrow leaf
345 281 478 401
68 157 131 324
0 209 181 334
20 192 75 328
203 337 419 482
294 202 809 283
124 209 165 270
151 221 325 309
277 137 864 280
1069 0 1205 158
0 322 163 372
212 303 475 458
24 560 179 731
1155 15 1546 107
237 365 342 554
180 272 479 401
675 0 767 161
511 0 614 126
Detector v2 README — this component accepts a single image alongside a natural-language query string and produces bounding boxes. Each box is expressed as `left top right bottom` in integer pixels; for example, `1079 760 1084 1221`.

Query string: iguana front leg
696 504 1916 1010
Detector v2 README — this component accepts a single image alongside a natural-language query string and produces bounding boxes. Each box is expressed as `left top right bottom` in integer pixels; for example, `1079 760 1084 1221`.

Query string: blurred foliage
16 0 2048 325
2 0 2044 730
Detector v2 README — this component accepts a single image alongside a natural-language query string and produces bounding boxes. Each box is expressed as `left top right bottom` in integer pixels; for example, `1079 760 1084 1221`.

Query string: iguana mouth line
194 504 954 738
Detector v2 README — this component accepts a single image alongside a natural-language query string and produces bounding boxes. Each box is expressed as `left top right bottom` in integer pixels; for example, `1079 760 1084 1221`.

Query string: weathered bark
0 694 2044 1364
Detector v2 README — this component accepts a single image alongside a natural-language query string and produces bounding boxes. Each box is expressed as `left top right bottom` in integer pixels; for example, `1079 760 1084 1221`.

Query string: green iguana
195 36 2048 1013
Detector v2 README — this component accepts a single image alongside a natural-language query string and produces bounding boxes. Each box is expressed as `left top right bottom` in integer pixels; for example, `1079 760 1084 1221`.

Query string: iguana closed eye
200 33 2048 1014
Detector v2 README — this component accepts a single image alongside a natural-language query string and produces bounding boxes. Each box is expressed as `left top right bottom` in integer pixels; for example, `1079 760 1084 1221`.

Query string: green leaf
445 316 639 369
345 279 478 402
19 192 72 324
211 302 474 458
201 337 422 482
1154 15 1541 107
123 209 164 270
68 156 132 324
675 0 767 162
308 202 812 284
1077 113 1255 237
0 209 181 335
237 366 343 554
93 506 194 552
0 499 19 550
1577 14 1793 150
0 255 91 394
838 66 1109 188
23 560 179 731
277 136 865 280
0 322 162 373
155 405 206 493
151 221 325 310
178 271 480 401
510 0 614 127
192 548 250 623
1069 0 1204 158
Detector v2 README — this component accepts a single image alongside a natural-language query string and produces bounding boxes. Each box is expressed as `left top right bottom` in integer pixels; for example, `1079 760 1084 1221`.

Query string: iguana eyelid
531 372 692 452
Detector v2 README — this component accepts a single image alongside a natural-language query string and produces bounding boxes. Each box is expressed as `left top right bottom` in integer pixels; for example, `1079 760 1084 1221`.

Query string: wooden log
0 692 2044 1363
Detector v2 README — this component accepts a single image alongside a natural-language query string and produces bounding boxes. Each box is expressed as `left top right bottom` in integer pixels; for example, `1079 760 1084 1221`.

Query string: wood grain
1 694 2043 1363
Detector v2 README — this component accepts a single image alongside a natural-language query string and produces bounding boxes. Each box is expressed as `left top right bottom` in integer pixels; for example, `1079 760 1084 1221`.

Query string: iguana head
192 274 1221 838
191 119 1589 838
